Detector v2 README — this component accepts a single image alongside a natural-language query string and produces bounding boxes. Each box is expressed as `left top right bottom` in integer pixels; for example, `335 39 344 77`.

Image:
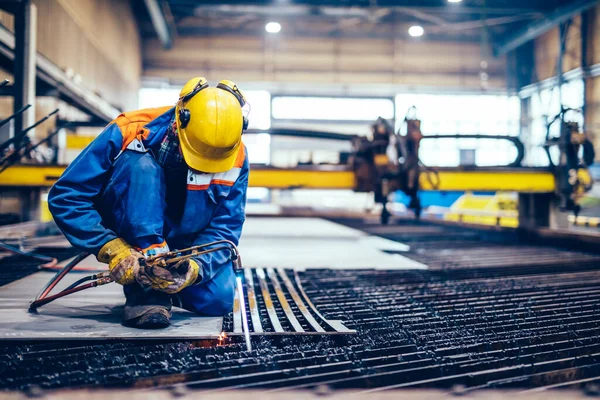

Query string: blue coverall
48 106 249 316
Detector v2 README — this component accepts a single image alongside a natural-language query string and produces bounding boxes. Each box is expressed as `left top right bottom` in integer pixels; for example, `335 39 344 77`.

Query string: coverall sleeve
192 158 249 284
48 123 123 254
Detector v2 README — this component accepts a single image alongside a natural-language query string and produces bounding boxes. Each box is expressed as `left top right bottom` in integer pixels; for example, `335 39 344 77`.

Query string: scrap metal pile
1 220 600 393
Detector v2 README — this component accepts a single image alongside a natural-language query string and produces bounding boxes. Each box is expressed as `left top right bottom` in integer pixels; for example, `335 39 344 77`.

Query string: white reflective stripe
187 169 212 186
212 168 241 184
187 167 241 187
126 138 146 152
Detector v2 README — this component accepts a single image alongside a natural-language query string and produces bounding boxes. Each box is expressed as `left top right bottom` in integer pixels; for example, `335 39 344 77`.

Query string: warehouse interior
1 0 600 397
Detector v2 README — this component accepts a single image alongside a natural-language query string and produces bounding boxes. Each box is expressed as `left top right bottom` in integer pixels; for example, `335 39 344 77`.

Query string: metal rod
293 269 356 334
0 104 31 130
277 268 325 333
255 268 284 332
267 267 304 332
233 279 242 334
0 107 57 157
20 108 58 136
236 272 252 352
244 268 263 333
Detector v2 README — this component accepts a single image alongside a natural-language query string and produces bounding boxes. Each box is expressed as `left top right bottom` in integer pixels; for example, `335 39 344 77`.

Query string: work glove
97 238 143 285
137 258 200 294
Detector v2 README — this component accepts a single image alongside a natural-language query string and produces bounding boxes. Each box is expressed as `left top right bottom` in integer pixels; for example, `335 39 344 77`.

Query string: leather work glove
97 238 143 285
137 259 200 294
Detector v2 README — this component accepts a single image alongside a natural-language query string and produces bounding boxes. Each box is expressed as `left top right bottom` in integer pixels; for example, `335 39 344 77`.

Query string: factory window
271 97 395 122
395 94 520 167
243 90 272 130
242 133 271 165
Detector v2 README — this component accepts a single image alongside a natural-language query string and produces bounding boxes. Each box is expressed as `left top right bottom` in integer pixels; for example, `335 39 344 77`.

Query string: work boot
122 283 172 329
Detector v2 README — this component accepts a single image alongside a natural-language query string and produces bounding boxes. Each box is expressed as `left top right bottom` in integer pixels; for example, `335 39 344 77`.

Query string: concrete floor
238 217 427 270
0 272 223 340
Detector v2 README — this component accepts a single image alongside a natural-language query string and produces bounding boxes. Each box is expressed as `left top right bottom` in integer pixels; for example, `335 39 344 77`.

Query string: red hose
30 281 97 310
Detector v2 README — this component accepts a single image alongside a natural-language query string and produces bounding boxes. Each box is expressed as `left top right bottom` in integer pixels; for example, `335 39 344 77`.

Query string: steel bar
235 274 252 352
277 268 325 333
0 104 30 130
230 278 244 333
266 267 304 332
293 269 356 334
244 269 263 333
254 268 284 333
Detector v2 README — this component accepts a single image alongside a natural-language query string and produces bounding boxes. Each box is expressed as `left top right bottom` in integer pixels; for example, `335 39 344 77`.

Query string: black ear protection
177 79 249 132
216 81 250 131
177 78 209 129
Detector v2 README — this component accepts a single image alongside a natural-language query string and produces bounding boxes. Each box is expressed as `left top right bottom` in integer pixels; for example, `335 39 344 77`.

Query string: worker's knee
177 279 235 316
202 289 235 316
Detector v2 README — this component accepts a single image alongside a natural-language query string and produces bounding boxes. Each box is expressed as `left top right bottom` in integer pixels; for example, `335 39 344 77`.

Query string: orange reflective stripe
112 106 173 151
188 178 236 191
233 142 246 168
211 179 236 187
188 184 210 191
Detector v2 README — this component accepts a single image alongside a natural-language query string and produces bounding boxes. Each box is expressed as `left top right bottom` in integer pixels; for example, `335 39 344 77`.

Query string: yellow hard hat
175 77 248 173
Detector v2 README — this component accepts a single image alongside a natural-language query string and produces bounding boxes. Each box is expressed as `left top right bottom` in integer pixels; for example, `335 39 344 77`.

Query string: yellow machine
0 109 594 230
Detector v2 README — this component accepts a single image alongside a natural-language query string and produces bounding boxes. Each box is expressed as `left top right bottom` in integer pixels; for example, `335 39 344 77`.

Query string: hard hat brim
179 128 240 173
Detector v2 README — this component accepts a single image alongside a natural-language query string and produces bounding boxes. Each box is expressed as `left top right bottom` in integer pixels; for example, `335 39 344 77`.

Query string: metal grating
2 220 600 393
232 267 354 335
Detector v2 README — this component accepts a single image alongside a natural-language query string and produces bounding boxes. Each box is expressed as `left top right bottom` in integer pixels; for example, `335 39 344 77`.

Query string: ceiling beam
171 25 483 42
169 0 544 14
495 0 600 56
143 0 174 49
184 3 545 17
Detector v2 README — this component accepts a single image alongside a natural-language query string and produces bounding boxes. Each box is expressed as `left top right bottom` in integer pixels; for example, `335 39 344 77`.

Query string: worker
48 78 249 329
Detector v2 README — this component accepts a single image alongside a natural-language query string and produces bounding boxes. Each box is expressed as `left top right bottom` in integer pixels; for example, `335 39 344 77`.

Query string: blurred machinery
351 111 424 224
0 102 594 230
349 109 557 225
544 108 595 215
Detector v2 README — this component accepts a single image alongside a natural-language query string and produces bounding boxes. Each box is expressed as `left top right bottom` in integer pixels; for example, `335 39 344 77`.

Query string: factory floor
1 216 600 396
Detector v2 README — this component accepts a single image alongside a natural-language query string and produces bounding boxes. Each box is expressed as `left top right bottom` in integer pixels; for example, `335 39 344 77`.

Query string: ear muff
177 77 209 129
217 80 249 131
178 108 192 129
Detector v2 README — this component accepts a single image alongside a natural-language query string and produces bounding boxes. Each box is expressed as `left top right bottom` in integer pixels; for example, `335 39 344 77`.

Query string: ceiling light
265 21 282 34
408 25 424 37
447 0 462 2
